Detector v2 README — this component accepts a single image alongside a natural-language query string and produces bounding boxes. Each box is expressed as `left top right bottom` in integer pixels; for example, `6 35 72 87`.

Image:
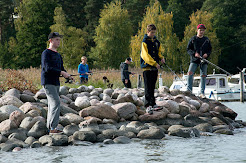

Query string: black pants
122 80 131 88
80 77 88 84
143 70 158 107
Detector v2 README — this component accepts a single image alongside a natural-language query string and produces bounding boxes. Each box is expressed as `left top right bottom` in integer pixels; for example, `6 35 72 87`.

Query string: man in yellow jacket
140 24 165 114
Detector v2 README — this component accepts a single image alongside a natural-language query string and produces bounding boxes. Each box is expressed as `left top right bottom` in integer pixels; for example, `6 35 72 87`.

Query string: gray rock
199 103 210 113
39 135 53 146
78 85 89 92
103 88 114 96
158 86 170 94
63 124 79 136
69 88 78 94
189 100 201 109
87 86 94 92
72 140 94 146
0 95 24 108
5 88 20 99
0 105 23 116
0 143 19 152
75 97 91 109
166 100 180 114
59 86 69 95
60 95 73 104
50 134 69 146
30 141 42 148
90 90 100 96
60 103 79 115
8 132 27 141
73 131 97 142
112 102 137 120
64 113 84 125
20 94 36 102
167 125 184 132
59 116 71 127
213 129 233 135
79 103 119 121
0 119 18 133
90 99 100 106
103 95 112 103
35 90 47 99
0 134 8 143
137 128 165 139
24 136 36 145
89 96 100 101
179 104 190 117
9 110 25 127
0 112 9 123
194 123 213 132
103 139 115 144
68 102 81 112
169 127 200 138
113 136 131 144
27 121 48 139
20 117 36 130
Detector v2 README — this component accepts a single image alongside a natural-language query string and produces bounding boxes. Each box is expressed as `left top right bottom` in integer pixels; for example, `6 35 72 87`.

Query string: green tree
179 10 220 73
50 7 87 69
14 0 57 68
130 0 180 70
0 0 15 44
202 0 246 73
166 0 189 40
90 1 133 69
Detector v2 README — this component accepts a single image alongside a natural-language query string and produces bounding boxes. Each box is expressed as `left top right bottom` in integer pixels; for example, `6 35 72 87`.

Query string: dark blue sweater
41 49 66 86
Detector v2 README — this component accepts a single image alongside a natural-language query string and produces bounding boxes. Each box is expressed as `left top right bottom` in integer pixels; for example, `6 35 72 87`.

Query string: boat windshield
228 78 239 84
206 78 216 86
219 78 226 88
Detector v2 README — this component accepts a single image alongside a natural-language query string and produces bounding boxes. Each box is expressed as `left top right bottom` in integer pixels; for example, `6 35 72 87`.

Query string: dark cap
48 32 63 40
197 24 206 29
126 57 133 62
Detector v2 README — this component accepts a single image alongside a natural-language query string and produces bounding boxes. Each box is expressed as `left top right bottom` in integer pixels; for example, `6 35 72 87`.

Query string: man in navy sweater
41 32 72 134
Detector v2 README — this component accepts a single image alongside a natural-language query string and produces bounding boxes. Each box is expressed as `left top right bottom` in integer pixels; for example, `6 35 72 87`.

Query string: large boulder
63 124 79 136
103 88 114 97
74 97 91 109
20 94 36 103
138 108 169 122
27 121 48 138
34 89 47 99
9 110 25 127
0 119 18 133
60 103 79 115
0 112 9 123
199 103 210 113
194 123 213 132
4 88 20 99
189 100 201 109
0 105 23 116
19 102 41 114
166 100 180 114
64 113 84 125
0 95 24 108
79 103 119 121
73 131 97 143
111 102 137 120
59 86 69 95
137 128 165 139
114 94 134 104
169 127 200 138
113 136 131 144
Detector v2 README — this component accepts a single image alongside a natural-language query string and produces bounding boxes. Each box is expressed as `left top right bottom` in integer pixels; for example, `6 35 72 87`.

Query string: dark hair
147 24 156 32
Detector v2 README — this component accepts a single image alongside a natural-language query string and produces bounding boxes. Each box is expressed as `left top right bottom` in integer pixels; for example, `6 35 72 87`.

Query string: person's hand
131 72 136 75
203 53 208 59
156 64 160 69
161 58 165 64
125 79 128 84
61 71 70 78
195 52 201 58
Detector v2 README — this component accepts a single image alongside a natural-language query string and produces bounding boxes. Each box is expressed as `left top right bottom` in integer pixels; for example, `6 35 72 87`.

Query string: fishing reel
65 77 73 84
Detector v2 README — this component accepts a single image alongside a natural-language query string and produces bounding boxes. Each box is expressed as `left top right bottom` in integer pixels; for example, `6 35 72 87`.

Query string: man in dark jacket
120 57 135 88
41 32 73 134
187 24 212 98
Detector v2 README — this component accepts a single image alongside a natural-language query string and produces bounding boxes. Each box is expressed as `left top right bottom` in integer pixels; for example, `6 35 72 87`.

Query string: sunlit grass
0 67 176 93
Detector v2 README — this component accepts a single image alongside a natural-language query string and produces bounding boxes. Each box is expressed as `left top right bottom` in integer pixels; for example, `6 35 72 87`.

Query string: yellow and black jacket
140 34 164 71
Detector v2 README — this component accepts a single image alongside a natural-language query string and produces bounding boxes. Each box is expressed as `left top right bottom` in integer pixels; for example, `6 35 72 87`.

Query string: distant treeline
0 0 245 74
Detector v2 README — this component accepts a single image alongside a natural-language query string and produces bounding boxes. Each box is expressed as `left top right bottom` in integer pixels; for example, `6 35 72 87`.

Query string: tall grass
0 67 176 93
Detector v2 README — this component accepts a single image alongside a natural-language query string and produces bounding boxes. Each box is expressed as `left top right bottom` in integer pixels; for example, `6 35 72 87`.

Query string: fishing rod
161 63 203 102
199 57 232 76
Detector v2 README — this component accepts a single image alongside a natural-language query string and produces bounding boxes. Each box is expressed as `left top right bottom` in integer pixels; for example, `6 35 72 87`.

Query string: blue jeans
187 62 208 94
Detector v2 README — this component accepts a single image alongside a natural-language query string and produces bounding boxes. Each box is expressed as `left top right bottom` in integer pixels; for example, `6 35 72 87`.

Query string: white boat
169 71 246 101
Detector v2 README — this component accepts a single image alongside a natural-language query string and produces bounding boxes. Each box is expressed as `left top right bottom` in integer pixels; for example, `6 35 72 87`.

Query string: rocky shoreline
0 85 245 152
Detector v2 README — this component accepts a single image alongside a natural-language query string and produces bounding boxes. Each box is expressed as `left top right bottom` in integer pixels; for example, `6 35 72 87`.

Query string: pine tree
14 0 57 68
90 1 133 69
179 10 220 73
50 7 87 69
130 0 180 70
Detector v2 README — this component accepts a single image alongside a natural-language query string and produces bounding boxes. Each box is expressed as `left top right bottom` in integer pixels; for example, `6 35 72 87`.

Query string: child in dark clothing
120 57 135 88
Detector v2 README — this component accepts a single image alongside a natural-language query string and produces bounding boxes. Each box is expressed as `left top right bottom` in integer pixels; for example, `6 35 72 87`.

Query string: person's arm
187 38 196 57
141 42 157 67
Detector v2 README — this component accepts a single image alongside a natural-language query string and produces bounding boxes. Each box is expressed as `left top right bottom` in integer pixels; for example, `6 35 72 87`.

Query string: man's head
147 24 156 39
126 57 133 64
81 56 87 64
197 24 206 37
48 32 63 49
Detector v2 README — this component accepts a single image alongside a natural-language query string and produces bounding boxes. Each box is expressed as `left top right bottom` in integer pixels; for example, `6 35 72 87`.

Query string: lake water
0 102 246 163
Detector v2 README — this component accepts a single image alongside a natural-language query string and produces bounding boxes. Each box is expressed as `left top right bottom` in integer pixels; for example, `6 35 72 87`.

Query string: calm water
0 102 246 163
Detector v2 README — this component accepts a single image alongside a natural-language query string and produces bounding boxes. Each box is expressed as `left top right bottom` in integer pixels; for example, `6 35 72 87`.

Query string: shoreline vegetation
0 68 175 93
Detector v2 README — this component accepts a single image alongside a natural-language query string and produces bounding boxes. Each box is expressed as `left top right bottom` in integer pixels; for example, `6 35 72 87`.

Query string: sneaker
49 129 63 134
146 106 153 115
152 105 162 111
199 94 206 99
